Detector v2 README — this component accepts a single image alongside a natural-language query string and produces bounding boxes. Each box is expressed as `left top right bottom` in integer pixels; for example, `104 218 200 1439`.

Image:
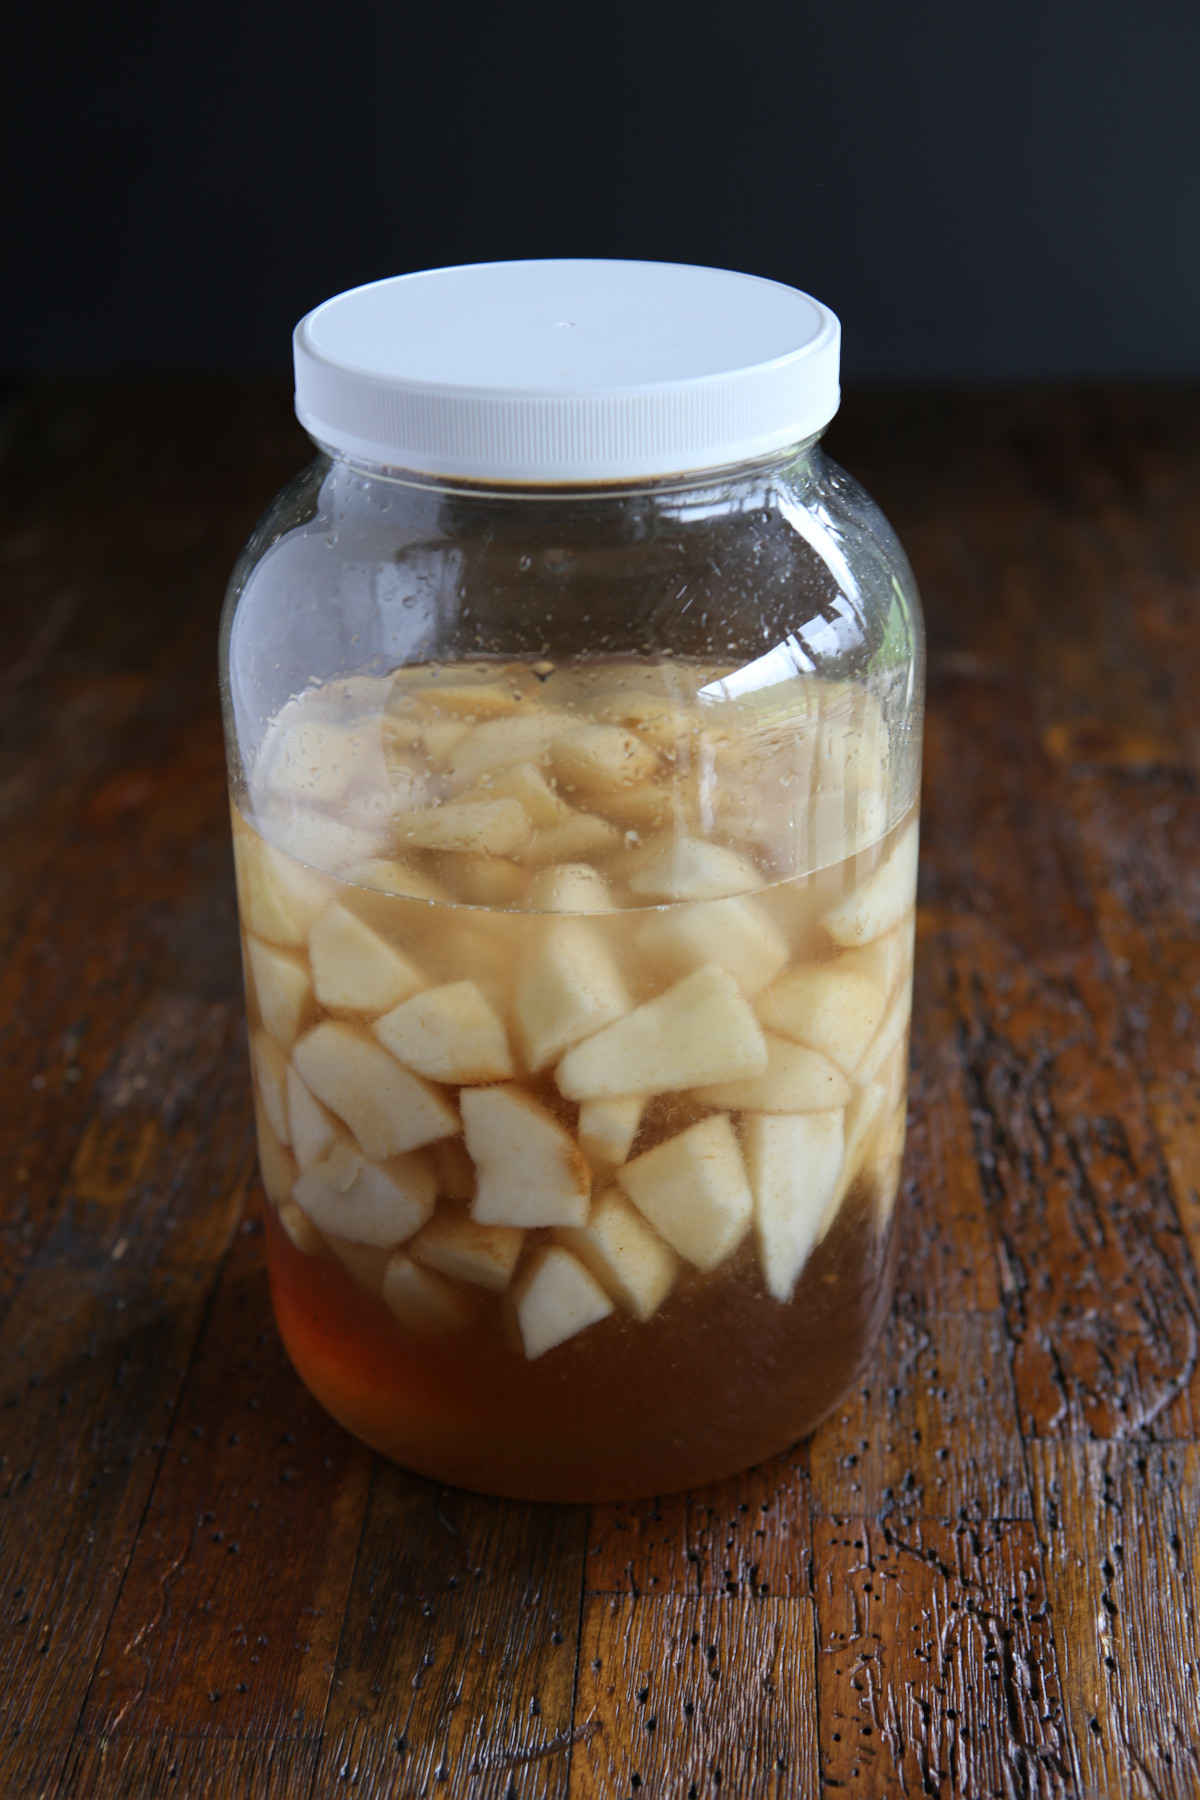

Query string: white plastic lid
293 260 840 483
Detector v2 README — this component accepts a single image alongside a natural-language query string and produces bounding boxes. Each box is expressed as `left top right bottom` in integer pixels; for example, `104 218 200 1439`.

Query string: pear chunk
577 1095 645 1169
233 818 327 947
278 1200 322 1255
382 1255 468 1332
838 911 914 999
245 936 312 1049
854 983 911 1086
514 922 631 1073
556 965 767 1102
520 812 621 866
627 836 762 902
556 1187 677 1321
445 711 574 783
347 859 450 903
449 855 530 907
254 1094 297 1206
395 796 531 856
744 1110 845 1302
551 723 658 790
250 1031 291 1146
487 762 572 826
528 864 618 913
817 1080 891 1243
636 896 787 998
756 964 886 1077
286 1064 340 1170
263 806 382 873
410 1209 524 1291
693 1034 851 1113
823 819 920 946
292 1021 459 1160
292 1140 436 1246
618 1115 753 1270
375 980 514 1085
515 1246 615 1359
463 1084 591 1228
309 902 425 1014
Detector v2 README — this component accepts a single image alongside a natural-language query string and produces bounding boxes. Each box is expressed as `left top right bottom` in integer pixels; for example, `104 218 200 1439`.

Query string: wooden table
3 382 1199 1798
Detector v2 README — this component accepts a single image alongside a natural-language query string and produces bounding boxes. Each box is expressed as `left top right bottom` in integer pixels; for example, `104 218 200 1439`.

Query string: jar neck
317 432 827 502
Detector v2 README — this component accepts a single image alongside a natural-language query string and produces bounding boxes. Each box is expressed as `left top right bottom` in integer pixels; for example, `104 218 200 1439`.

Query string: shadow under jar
220 261 925 1501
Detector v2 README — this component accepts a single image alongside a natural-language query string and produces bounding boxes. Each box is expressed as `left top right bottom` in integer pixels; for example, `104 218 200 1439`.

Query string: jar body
220 438 924 1502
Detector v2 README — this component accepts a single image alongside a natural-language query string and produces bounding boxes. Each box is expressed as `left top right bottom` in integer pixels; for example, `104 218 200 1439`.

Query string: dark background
6 0 1199 378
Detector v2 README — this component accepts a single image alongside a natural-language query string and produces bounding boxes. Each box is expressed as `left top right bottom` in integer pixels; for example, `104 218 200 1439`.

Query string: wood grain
310 1476 587 1797
585 1445 811 1599
1031 1441 1200 1800
809 1310 1030 1521
4 382 1200 1794
78 1205 373 1744
814 1516 1072 1795
570 1595 819 1800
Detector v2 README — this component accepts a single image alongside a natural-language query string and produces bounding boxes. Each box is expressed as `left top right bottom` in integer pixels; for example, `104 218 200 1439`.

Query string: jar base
265 1196 899 1504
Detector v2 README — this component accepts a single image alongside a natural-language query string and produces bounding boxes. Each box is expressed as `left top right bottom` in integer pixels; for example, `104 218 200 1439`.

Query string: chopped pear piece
245 936 312 1048
592 688 694 750
375 980 514 1085
262 805 383 873
556 965 767 1101
292 1140 435 1246
449 855 530 906
292 1021 459 1160
286 1064 340 1169
278 1199 321 1255
446 711 574 783
693 1034 851 1113
515 1246 614 1359
382 1254 468 1331
756 964 886 1077
527 864 618 913
309 902 425 1014
636 895 788 998
410 1208 524 1291
874 1097 908 1225
551 723 658 791
346 859 450 903
618 1114 753 1270
627 836 762 901
232 817 328 947
420 718 473 761
854 983 911 1086
577 1095 645 1168
257 718 357 805
514 922 631 1073
432 1136 477 1201
254 1094 297 1205
744 1110 845 1302
395 796 531 856
556 1187 677 1321
823 819 920 946
591 781 673 829
462 1084 591 1228
250 1031 290 1145
487 762 572 825
838 911 914 999
520 812 621 866
421 681 522 718
817 1080 890 1243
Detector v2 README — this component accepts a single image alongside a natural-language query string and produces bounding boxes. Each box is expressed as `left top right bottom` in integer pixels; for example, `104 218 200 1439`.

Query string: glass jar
220 261 924 1502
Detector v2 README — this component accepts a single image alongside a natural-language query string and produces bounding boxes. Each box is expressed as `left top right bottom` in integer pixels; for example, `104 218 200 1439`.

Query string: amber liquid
235 657 915 1499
